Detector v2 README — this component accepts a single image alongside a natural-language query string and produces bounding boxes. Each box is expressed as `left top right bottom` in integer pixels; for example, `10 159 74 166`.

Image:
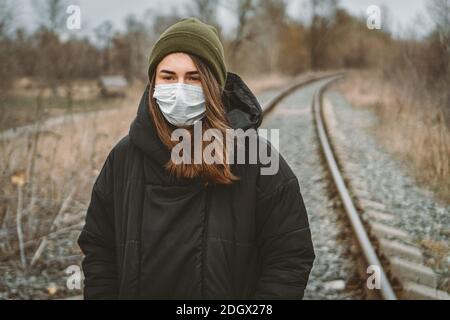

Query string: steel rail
312 76 397 300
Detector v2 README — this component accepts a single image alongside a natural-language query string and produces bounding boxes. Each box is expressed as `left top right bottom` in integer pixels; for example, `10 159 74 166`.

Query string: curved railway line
312 76 395 299
263 73 449 300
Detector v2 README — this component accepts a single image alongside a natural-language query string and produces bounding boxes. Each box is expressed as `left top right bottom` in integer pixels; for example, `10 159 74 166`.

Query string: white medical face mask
153 83 206 127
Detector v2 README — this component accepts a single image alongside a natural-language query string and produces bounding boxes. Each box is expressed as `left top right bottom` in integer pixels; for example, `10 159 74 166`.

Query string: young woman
78 17 315 300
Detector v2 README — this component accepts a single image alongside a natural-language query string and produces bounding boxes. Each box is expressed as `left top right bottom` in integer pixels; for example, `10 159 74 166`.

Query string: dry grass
0 80 147 298
0 78 130 132
0 84 142 270
336 70 450 204
245 73 295 94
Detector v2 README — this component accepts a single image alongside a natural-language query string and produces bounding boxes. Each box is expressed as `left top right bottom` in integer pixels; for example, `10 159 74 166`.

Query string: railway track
312 76 396 300
263 74 449 300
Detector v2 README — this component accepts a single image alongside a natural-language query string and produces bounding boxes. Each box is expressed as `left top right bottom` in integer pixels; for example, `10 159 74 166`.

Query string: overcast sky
13 0 433 38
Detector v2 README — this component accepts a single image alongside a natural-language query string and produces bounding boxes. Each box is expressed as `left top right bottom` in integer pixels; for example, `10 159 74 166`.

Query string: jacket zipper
201 185 210 299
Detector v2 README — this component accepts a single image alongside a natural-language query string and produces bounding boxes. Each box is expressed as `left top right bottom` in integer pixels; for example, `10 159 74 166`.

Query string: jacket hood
129 71 263 168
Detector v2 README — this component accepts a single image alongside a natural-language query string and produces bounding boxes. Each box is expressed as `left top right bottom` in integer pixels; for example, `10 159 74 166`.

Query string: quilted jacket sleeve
252 142 315 300
77 151 118 299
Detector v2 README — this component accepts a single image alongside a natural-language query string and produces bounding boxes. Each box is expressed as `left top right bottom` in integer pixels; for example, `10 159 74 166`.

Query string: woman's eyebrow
159 69 176 75
159 70 199 76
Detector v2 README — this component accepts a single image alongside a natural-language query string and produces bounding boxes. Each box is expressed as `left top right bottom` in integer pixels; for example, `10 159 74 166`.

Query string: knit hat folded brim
148 18 227 91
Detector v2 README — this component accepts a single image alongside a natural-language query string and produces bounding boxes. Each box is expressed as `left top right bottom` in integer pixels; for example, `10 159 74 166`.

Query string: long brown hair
148 53 239 186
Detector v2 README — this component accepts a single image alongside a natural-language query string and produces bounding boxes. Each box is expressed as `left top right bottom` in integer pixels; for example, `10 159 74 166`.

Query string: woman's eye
163 76 174 80
189 77 200 81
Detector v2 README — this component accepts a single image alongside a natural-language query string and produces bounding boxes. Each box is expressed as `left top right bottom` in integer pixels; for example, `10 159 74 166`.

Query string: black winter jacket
77 72 315 300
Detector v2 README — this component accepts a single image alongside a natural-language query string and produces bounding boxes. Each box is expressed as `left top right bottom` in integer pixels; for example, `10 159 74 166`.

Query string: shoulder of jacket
111 135 131 154
108 134 145 179
108 134 140 162
99 135 139 177
94 135 142 198
255 136 298 199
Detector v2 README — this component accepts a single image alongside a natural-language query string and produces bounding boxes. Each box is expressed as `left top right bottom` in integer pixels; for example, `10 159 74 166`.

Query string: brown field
336 70 450 204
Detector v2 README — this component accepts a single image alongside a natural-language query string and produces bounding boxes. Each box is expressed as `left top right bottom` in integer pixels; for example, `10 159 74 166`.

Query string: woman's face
155 52 202 87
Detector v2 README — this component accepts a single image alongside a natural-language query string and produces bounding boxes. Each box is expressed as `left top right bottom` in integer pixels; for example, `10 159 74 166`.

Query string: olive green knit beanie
148 17 227 91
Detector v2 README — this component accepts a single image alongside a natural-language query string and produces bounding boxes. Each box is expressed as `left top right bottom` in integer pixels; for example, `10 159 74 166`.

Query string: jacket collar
129 71 263 168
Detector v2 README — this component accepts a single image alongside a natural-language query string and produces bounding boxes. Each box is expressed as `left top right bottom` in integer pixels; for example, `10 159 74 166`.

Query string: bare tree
32 0 68 34
186 0 219 26
32 0 70 96
94 21 114 73
427 0 450 121
0 0 17 92
123 14 152 81
219 0 257 62
256 0 289 73
308 0 338 69
152 10 184 36
0 0 15 37
428 0 450 71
